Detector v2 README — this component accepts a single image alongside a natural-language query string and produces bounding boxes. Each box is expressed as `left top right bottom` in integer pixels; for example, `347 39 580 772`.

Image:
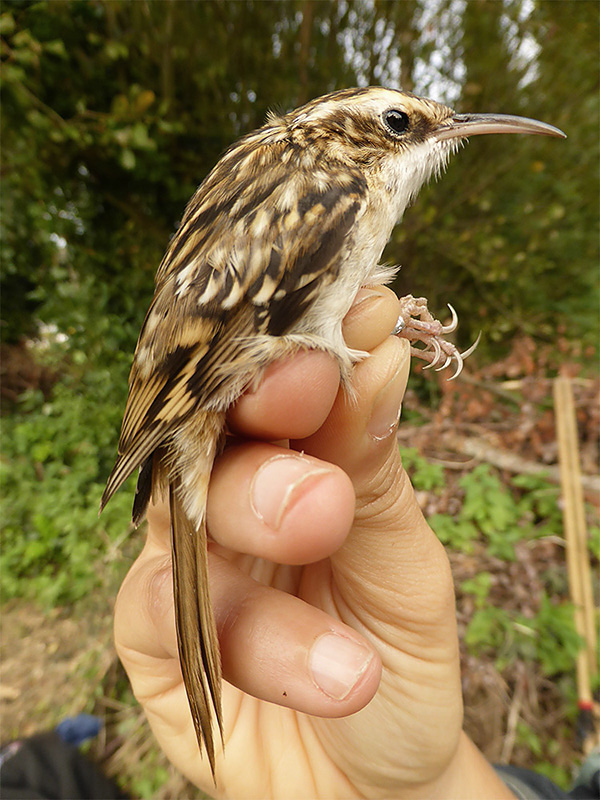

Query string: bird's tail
170 472 222 779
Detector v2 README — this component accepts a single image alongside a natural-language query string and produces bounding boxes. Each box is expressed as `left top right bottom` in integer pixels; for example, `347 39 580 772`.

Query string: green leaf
399 447 446 491
430 514 478 553
0 12 16 36
120 148 136 170
461 572 492 607
43 40 68 59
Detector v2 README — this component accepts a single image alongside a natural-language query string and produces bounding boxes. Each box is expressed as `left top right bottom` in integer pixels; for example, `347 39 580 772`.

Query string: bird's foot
393 295 480 380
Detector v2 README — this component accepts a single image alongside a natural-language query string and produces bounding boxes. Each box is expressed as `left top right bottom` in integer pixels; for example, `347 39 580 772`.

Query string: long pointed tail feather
170 477 223 779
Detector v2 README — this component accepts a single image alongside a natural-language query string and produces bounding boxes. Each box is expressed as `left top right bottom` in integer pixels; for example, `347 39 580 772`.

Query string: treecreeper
100 87 565 777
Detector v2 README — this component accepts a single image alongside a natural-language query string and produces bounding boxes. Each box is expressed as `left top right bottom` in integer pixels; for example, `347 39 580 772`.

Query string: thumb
295 322 463 790
298 333 457 651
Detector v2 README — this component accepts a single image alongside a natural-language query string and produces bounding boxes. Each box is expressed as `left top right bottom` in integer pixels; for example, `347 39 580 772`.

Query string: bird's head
280 86 565 218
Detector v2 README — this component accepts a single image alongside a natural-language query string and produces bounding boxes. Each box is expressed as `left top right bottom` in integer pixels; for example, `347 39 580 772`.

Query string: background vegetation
1 1 598 797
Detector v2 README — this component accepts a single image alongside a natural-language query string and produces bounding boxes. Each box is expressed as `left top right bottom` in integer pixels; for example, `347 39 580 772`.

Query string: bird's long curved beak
434 113 566 141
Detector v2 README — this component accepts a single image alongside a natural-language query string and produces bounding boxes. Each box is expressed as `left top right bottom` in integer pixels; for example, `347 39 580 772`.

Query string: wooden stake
553 377 598 749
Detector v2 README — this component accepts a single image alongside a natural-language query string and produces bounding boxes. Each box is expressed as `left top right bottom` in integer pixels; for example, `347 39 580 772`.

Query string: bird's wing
101 144 367 510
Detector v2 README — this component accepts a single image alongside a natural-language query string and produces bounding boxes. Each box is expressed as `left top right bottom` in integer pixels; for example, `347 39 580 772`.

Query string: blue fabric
55 714 102 746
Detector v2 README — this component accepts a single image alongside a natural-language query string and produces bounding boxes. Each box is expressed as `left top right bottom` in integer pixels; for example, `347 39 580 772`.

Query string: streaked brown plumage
100 87 564 776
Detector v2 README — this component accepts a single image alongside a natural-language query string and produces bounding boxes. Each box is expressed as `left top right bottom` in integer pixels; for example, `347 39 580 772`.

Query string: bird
100 87 565 776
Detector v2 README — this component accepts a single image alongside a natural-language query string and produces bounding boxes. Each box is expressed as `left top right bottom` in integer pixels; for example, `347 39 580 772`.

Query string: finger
298 335 457 644
144 445 356 566
115 544 382 718
228 349 340 440
295 334 411 485
144 496 171 551
292 323 463 790
207 443 355 565
227 285 402 441
342 285 402 352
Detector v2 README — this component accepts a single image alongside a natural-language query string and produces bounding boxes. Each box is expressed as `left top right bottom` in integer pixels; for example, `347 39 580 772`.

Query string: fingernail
309 633 373 700
250 455 331 531
367 362 407 440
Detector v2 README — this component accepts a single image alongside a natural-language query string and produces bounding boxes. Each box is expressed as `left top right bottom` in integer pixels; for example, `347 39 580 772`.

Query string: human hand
114 287 514 799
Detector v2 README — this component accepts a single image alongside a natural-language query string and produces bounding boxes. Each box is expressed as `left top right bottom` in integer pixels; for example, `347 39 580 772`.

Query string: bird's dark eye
384 109 410 136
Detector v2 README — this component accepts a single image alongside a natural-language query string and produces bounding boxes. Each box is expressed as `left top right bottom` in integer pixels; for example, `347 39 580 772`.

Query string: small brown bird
100 87 565 775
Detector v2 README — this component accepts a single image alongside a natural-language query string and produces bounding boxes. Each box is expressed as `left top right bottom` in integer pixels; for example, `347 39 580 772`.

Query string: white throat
385 139 459 222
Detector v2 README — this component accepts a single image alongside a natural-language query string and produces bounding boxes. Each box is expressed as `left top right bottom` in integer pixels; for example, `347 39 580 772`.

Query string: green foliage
405 458 568 567
130 767 171 800
516 720 543 757
514 723 571 790
430 464 546 559
588 525 600 561
1 365 133 605
460 571 493 607
399 447 446 491
463 587 582 678
459 465 525 559
430 512 479 554
510 473 563 539
441 466 583 679
515 594 583 677
532 761 572 792
1 1 598 355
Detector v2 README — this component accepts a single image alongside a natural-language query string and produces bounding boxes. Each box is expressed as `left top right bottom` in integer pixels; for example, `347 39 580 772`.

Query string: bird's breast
291 200 399 372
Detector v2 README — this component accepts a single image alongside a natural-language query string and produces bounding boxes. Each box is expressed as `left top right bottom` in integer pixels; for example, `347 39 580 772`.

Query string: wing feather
102 139 367 511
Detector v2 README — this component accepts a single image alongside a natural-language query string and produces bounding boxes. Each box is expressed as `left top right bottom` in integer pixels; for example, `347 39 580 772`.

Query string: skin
114 286 515 799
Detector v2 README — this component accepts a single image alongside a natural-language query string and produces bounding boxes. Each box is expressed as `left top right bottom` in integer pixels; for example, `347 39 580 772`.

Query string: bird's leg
392 295 480 380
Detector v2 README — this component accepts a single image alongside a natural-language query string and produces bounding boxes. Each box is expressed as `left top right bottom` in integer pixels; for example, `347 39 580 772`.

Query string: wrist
398 732 516 800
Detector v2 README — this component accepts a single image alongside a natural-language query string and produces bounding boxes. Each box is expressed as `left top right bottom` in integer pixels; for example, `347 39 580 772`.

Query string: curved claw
422 337 443 370
448 355 464 381
459 330 482 360
429 339 444 368
441 303 459 334
435 355 452 372
446 332 481 381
